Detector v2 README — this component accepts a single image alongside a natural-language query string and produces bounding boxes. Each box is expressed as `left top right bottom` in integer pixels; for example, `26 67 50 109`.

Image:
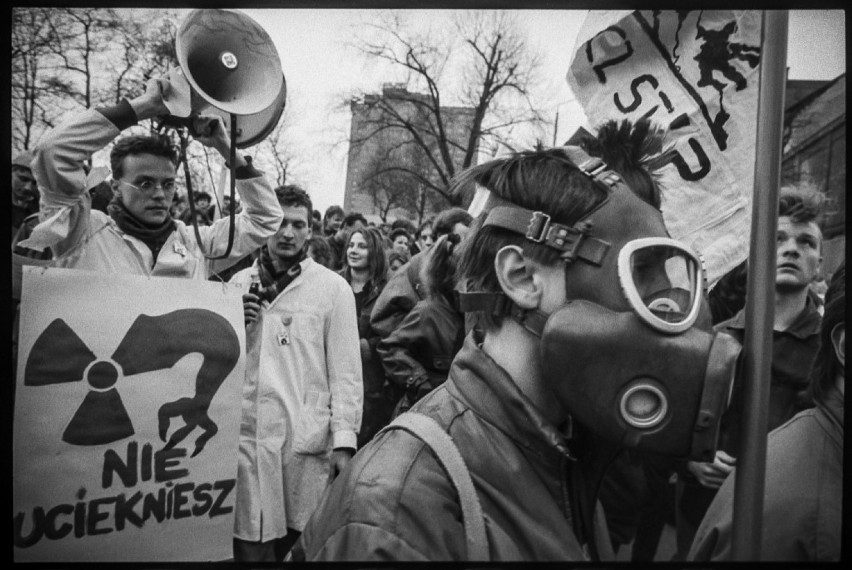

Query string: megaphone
157 8 287 261
161 8 286 147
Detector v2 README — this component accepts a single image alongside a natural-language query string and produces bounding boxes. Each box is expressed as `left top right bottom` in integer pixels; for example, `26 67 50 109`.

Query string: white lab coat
230 258 363 540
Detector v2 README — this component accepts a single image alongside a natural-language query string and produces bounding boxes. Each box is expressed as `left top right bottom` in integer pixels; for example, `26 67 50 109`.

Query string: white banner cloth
567 10 762 285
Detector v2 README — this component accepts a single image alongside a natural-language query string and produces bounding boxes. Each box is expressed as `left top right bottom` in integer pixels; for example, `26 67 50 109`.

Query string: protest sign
567 10 762 285
13 267 246 562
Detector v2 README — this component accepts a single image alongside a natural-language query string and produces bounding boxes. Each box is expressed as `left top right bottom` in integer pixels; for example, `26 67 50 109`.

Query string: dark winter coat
350 276 394 448
368 250 428 340
377 292 465 417
293 332 614 561
689 386 843 561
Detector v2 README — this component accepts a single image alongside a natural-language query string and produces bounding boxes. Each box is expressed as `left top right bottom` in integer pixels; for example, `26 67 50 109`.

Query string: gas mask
460 148 741 462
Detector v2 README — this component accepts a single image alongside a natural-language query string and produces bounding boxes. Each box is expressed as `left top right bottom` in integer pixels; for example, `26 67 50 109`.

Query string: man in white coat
18 76 283 279
230 184 363 562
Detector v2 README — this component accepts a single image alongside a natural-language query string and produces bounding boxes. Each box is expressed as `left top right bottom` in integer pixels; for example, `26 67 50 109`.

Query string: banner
13 267 246 562
567 10 762 285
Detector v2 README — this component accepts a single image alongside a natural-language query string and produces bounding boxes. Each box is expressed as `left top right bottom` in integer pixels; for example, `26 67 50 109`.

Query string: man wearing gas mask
292 146 741 561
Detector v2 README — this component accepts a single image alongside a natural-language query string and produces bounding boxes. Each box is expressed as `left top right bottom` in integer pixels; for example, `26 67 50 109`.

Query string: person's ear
830 322 844 368
494 245 543 310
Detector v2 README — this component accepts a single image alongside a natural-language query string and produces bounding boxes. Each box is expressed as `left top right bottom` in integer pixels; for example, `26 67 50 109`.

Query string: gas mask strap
483 206 610 265
690 332 742 462
457 291 549 337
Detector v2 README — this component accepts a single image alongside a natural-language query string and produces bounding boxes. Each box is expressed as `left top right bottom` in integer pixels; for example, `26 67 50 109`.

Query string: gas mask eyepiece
618 237 706 334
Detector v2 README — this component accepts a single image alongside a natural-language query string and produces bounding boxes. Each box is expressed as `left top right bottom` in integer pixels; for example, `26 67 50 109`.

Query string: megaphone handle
176 118 238 261
222 114 237 258
178 132 210 256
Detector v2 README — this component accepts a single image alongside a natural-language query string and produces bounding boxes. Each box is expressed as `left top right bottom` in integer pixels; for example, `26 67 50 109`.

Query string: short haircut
389 227 411 242
110 134 179 180
391 217 417 234
194 191 212 202
581 118 667 209
343 212 367 228
778 184 825 225
324 205 344 221
810 261 845 406
452 147 608 329
274 185 313 219
343 226 388 286
778 184 826 253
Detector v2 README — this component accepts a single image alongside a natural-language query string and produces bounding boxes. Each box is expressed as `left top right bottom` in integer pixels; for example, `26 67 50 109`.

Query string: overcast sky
174 8 846 212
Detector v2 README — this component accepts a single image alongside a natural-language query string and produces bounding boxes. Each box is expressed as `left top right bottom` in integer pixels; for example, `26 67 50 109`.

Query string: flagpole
731 10 789 560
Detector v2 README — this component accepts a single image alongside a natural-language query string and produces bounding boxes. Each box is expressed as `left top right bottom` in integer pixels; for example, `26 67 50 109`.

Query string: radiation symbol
24 309 240 457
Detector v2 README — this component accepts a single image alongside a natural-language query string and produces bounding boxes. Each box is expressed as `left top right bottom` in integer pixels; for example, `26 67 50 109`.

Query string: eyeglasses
120 179 177 193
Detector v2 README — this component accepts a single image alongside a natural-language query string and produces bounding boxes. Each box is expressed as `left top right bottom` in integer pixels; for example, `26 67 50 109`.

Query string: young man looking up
230 185 362 562
674 185 825 558
690 261 844 562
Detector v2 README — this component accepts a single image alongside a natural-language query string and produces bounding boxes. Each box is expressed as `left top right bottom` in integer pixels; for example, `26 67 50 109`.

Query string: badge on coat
278 314 293 346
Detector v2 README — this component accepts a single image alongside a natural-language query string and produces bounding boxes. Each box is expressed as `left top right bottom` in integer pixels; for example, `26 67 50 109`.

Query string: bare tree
12 8 182 152
254 107 299 189
360 150 417 222
346 10 546 209
12 8 71 151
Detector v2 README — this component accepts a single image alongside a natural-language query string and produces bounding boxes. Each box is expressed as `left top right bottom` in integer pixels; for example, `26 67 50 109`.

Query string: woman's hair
342 226 387 286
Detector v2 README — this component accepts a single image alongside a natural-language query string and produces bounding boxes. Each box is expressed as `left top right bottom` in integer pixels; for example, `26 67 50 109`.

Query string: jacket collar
448 332 574 462
726 294 821 339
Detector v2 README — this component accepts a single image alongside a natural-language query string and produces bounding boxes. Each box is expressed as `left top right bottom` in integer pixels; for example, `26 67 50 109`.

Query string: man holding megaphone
18 75 283 280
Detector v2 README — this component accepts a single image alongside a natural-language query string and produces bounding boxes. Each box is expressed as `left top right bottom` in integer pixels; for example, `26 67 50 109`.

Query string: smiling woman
339 226 394 447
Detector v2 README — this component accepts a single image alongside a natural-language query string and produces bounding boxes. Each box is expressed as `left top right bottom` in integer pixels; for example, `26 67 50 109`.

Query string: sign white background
14 267 246 562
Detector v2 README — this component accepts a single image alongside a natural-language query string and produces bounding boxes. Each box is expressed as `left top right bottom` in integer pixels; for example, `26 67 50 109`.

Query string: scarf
108 197 176 265
257 244 307 303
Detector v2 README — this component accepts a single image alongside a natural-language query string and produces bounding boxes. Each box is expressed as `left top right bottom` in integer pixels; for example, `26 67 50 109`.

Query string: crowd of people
10 71 843 563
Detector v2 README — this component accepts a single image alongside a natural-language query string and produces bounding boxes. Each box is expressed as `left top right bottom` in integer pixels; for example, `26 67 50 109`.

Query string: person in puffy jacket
368 208 472 341
378 233 466 419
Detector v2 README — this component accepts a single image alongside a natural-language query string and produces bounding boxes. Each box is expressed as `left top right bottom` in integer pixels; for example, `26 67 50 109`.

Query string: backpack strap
379 412 489 561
